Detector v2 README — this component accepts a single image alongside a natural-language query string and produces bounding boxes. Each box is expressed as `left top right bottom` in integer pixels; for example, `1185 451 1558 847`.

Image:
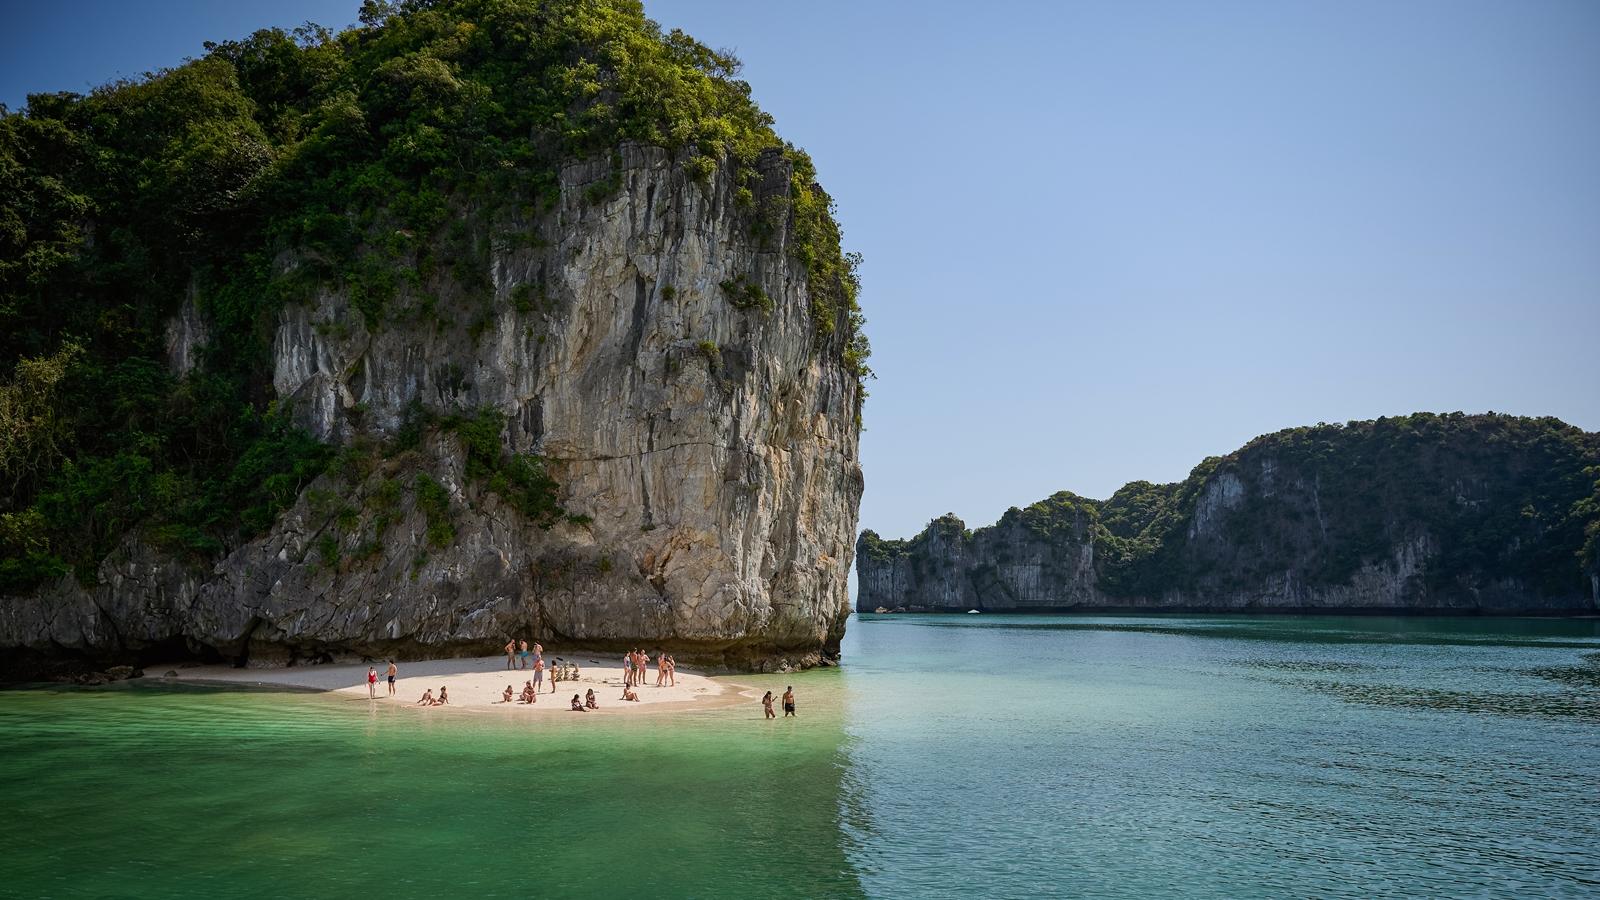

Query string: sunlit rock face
2 146 864 672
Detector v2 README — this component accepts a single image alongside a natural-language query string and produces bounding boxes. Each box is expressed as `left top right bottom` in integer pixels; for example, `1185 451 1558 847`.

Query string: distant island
857 413 1600 614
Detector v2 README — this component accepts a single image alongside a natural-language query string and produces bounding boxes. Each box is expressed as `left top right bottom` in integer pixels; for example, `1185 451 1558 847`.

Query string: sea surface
2 614 1598 898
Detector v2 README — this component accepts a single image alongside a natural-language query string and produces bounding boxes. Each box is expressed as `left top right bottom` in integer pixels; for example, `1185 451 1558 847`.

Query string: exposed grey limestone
3 146 863 672
858 437 1598 615
164 286 210 377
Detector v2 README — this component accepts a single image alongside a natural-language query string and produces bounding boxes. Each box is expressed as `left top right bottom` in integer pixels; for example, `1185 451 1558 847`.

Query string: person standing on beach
782 686 796 717
504 639 516 670
367 667 378 699
518 639 530 670
386 660 398 696
623 651 634 688
532 655 545 695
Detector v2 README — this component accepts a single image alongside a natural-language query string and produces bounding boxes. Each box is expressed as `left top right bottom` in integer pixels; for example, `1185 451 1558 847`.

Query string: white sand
165 654 748 714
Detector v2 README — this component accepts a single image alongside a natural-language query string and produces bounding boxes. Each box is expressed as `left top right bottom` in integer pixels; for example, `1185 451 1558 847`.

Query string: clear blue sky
4 0 1598 547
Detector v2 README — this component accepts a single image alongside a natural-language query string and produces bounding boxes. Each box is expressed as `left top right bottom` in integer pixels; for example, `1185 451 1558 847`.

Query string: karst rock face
2 146 864 671
858 415 1600 615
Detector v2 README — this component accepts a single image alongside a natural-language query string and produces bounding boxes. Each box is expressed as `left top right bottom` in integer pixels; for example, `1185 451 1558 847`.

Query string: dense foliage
0 0 867 593
868 414 1600 601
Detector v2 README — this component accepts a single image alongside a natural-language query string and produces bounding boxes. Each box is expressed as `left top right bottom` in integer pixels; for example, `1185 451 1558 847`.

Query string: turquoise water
3 615 1599 898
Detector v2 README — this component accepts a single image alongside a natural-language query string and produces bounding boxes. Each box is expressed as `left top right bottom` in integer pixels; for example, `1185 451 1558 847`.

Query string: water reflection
0 676 869 899
836 613 1600 898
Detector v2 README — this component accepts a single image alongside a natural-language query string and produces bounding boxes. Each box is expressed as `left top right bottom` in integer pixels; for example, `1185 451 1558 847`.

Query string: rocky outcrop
2 146 863 671
858 414 1599 614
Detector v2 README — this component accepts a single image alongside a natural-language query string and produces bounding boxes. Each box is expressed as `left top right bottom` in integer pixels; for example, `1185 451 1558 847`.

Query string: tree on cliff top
0 0 867 593
864 413 1600 603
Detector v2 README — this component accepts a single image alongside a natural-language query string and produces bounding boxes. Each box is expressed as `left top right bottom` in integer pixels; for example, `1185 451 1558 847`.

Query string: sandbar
164 654 751 715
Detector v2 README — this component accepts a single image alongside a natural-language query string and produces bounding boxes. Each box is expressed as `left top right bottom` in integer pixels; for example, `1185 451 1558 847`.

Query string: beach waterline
2 614 1598 898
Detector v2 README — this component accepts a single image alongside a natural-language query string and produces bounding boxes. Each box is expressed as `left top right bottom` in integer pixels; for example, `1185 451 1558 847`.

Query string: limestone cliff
858 414 1600 614
2 145 862 670
0 2 867 673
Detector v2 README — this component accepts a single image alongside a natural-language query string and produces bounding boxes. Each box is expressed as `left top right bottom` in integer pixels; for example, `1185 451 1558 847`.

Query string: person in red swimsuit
367 667 378 699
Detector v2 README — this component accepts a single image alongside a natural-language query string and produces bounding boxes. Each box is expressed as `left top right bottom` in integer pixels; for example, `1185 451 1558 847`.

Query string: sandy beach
165 653 748 714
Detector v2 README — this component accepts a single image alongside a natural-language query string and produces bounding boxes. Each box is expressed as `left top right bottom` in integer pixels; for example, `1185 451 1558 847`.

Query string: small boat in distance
967 609 981 614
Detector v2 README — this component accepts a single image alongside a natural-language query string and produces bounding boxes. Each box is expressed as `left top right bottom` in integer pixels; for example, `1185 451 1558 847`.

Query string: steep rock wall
3 146 863 671
858 416 1598 614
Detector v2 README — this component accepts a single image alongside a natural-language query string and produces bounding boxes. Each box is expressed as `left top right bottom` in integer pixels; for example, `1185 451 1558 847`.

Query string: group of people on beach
370 638 798 721
503 682 538 704
366 661 399 698
505 639 541 671
497 638 577 695
363 659 448 705
622 648 675 688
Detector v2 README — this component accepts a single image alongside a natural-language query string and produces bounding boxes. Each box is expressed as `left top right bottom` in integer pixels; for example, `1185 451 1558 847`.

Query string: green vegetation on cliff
0 0 867 593
863 413 1600 605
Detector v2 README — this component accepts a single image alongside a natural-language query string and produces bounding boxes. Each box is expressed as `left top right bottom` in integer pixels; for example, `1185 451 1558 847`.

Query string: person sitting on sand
585 688 599 709
761 691 775 719
570 694 585 711
502 685 515 703
435 686 449 706
621 686 639 702
416 688 434 705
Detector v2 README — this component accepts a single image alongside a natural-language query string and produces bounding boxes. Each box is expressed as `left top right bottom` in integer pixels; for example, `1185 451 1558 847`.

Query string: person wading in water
782 686 796 717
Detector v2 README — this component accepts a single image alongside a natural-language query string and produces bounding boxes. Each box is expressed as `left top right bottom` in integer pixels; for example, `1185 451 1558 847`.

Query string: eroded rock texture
858 415 1599 614
3 147 863 671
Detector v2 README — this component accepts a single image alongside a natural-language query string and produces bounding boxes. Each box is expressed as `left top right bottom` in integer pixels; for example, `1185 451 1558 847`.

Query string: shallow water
3 614 1598 898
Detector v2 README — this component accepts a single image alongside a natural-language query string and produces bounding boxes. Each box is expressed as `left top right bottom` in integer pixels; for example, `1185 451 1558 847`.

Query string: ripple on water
5 615 1599 899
